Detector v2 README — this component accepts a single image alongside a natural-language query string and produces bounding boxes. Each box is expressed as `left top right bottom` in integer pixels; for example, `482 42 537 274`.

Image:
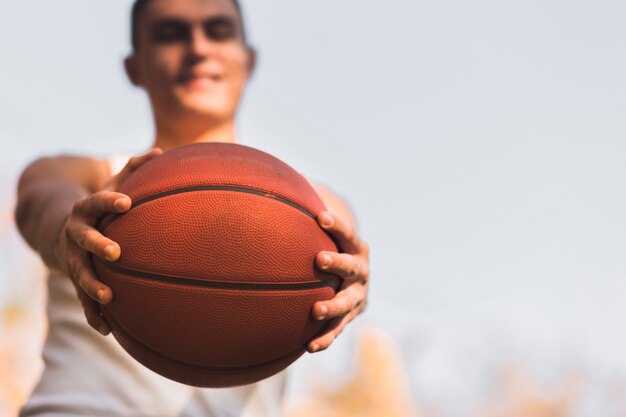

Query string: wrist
39 187 84 270
49 212 70 272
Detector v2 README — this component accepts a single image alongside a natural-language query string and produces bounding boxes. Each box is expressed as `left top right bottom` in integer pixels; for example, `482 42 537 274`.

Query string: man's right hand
55 148 163 335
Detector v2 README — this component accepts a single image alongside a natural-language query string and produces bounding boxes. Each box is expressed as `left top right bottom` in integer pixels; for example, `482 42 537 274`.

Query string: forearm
14 156 109 269
15 180 88 269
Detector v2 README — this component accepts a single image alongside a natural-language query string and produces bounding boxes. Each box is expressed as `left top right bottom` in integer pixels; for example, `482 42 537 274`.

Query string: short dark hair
130 0 247 51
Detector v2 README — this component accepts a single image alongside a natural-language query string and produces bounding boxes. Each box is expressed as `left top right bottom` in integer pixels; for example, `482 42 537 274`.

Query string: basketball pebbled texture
93 143 341 387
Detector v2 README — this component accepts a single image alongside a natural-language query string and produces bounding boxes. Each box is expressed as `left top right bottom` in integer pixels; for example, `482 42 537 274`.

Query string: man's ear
124 54 142 87
245 47 257 80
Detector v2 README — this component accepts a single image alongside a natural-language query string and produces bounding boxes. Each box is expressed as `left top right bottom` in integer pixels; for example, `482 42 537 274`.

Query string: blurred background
1 0 626 416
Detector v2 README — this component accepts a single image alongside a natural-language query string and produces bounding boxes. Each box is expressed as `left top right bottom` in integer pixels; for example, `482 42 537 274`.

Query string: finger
67 222 121 261
72 191 132 218
306 309 358 353
125 147 163 171
105 148 163 191
312 285 366 320
316 251 369 284
75 289 111 336
318 211 363 254
67 250 113 305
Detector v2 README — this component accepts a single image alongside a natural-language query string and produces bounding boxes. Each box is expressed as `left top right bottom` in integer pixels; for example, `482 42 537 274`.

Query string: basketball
93 143 341 387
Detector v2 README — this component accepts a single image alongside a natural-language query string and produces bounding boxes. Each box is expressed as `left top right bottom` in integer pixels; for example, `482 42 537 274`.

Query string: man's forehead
143 0 239 21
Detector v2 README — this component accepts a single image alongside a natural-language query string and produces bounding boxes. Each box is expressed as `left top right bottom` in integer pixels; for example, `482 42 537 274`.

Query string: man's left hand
307 210 370 353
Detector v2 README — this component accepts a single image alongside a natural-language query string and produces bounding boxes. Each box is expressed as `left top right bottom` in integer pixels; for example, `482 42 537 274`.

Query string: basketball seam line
142 185 313 215
100 260 341 291
99 185 317 233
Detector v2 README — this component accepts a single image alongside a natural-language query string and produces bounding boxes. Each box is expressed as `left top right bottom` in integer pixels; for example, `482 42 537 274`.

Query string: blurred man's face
126 0 254 123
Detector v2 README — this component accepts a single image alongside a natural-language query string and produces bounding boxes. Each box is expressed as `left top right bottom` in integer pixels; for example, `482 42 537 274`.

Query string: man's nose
188 25 212 59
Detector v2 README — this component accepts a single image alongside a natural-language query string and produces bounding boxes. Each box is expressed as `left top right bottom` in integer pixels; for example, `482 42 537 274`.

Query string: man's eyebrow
202 14 237 25
151 18 189 28
150 15 238 27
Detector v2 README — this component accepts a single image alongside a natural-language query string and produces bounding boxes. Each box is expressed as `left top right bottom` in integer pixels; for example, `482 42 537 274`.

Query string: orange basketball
93 143 341 387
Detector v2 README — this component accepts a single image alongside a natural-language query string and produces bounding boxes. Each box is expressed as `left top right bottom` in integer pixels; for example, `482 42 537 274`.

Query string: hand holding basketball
55 148 163 335
308 210 370 353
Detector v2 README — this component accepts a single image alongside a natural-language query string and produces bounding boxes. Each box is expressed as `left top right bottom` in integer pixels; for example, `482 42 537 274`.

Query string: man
15 0 370 415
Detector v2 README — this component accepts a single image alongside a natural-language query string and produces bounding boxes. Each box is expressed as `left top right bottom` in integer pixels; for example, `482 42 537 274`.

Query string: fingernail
97 289 106 303
320 212 334 228
320 253 332 269
104 245 116 261
99 327 109 336
114 198 129 211
318 304 328 320
310 344 319 352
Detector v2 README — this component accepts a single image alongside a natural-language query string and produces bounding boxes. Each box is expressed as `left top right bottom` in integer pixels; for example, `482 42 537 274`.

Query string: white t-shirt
19 155 287 417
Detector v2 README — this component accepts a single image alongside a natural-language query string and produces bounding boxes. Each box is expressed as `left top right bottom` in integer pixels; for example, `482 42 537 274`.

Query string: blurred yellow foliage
1 310 30 417
479 365 582 417
287 328 419 417
0 204 46 417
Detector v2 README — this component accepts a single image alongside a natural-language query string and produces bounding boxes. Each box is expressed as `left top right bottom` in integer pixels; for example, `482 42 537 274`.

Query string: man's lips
177 73 223 90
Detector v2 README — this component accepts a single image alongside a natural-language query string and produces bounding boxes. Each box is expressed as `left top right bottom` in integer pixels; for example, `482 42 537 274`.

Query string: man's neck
153 117 237 152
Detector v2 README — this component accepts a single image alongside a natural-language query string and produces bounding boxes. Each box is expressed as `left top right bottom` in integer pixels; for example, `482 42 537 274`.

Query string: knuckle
70 200 83 216
345 227 357 244
74 270 94 295
347 261 359 278
82 193 94 209
342 294 356 311
90 191 103 204
88 193 103 211
76 274 88 292
75 227 90 249
348 294 359 310
68 259 81 281
360 241 370 256
128 156 142 170
361 263 370 281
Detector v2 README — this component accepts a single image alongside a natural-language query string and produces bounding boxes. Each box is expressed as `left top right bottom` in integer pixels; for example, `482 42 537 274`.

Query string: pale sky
1 0 626 412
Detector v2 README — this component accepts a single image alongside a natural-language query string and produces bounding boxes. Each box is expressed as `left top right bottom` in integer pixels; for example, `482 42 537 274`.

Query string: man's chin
172 100 232 120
